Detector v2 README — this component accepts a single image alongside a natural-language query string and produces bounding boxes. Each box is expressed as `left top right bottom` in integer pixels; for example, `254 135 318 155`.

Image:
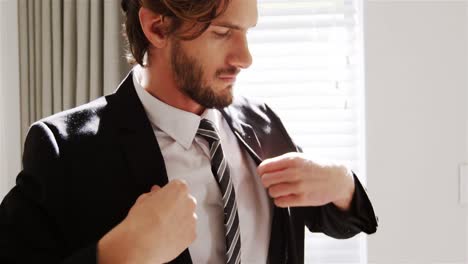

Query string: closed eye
213 31 231 38
211 26 231 38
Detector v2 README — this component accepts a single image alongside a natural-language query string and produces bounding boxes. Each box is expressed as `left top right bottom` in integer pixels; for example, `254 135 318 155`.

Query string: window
235 0 367 263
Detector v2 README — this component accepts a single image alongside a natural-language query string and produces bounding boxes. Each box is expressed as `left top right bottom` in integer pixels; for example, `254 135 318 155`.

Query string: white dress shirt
132 67 273 263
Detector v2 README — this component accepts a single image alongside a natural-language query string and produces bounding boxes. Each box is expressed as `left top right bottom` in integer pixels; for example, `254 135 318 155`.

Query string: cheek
202 56 226 79
199 43 229 69
182 38 229 80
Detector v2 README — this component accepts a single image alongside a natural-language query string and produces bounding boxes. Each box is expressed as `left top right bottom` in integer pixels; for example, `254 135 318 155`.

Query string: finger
274 194 310 208
168 179 189 193
261 168 299 188
257 152 299 175
135 192 149 204
169 179 188 186
268 182 301 198
151 185 161 192
188 195 197 211
275 189 333 208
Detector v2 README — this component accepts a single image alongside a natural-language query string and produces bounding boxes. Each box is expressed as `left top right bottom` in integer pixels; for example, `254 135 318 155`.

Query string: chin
194 84 235 109
221 86 234 102
212 93 234 109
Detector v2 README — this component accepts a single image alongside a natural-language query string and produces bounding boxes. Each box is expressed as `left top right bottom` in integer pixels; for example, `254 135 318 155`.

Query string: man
0 0 378 263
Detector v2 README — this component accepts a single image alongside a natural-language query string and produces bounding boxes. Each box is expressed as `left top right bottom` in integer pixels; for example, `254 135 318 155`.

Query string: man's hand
258 152 355 211
98 180 197 264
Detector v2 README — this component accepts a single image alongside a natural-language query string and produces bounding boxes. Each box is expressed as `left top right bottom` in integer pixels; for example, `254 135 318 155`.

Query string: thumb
150 185 161 192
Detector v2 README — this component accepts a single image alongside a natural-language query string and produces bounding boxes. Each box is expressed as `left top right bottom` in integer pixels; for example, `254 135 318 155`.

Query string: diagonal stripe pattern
197 119 241 264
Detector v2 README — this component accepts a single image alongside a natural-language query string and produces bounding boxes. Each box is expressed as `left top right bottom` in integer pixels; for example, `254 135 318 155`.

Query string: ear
139 7 169 49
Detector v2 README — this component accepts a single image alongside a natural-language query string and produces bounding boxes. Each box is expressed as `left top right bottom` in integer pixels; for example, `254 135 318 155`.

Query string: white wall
466 1 468 261
365 1 468 263
465 4 468 262
0 0 21 199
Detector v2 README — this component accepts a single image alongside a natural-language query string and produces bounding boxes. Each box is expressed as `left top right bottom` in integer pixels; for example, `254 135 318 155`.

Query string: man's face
170 0 258 109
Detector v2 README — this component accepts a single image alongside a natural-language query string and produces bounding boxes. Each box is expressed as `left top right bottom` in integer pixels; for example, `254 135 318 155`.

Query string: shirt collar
132 66 219 150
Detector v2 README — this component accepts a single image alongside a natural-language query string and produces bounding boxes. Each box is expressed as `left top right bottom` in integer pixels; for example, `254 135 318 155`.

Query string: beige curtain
1 0 21 199
17 0 130 143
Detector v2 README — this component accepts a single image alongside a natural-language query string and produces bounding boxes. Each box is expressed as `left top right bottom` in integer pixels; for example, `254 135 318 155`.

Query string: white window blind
235 0 367 263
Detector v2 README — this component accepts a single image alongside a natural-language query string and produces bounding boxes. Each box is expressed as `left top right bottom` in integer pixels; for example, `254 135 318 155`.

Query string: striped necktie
197 119 241 264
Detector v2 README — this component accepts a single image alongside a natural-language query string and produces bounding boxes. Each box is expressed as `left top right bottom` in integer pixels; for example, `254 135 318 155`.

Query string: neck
135 63 205 115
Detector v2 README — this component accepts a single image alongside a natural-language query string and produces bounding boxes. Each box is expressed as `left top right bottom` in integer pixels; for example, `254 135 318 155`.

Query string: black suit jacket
0 72 377 264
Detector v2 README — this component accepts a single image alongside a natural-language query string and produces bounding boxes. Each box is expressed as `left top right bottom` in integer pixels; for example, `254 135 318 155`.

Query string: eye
213 30 231 38
211 26 231 38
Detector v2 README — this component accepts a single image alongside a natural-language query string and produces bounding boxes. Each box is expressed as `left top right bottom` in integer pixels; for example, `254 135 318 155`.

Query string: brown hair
121 0 230 66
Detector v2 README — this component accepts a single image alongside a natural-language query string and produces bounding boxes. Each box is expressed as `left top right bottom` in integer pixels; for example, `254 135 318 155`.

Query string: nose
227 34 253 69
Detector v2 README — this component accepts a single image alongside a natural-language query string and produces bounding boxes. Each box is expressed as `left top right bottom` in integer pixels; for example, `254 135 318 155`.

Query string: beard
170 40 238 109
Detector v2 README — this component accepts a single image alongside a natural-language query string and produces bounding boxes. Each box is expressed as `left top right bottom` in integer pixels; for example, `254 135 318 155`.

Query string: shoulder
31 96 109 142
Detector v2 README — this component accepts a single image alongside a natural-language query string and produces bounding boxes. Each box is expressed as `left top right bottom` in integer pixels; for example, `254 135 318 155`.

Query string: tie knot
197 119 220 144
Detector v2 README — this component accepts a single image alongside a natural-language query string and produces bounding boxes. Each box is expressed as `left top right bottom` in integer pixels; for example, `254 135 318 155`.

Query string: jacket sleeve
263 103 378 239
0 122 98 264
301 173 378 238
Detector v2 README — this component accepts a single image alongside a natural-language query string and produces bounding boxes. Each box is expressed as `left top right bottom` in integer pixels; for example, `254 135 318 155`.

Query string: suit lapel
107 72 193 264
220 107 290 264
220 108 264 164
108 71 169 191
233 123 263 164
